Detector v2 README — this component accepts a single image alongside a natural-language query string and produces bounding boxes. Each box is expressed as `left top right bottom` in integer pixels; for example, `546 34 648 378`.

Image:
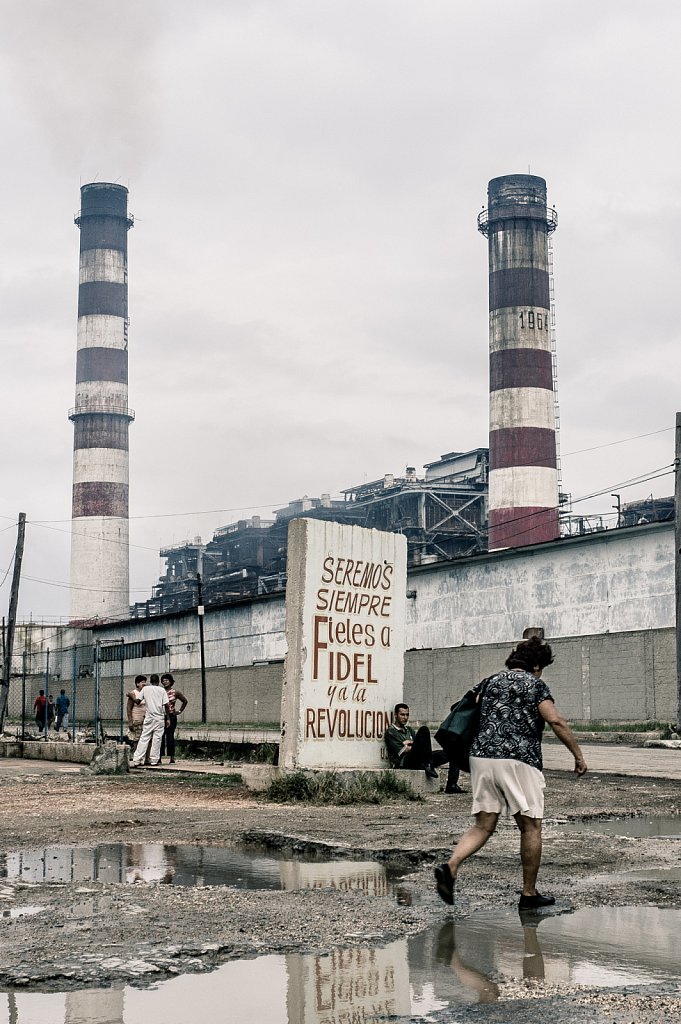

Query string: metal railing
68 404 135 420
477 205 558 235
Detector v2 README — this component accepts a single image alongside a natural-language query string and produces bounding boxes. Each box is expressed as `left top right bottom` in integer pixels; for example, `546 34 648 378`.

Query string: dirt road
0 758 679 1019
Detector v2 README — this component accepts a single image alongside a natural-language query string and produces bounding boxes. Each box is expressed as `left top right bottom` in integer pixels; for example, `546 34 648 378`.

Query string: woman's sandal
434 862 455 905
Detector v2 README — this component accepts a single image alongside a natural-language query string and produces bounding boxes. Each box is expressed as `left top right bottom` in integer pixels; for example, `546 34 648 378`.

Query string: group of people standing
127 672 188 768
33 689 71 735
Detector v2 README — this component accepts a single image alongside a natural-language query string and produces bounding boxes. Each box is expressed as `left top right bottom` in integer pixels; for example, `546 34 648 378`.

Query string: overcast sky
1 0 680 621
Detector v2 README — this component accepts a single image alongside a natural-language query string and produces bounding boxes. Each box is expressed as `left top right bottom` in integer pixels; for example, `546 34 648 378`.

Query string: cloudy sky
1 0 680 620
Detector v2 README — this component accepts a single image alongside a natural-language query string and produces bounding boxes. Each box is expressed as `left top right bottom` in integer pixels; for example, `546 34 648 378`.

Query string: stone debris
81 741 129 775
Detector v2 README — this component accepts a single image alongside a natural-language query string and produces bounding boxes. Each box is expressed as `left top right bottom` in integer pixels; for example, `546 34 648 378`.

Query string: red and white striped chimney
69 183 134 622
478 174 560 550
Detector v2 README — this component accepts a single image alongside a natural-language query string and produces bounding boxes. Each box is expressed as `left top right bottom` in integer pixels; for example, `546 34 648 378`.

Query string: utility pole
0 513 26 732
197 573 207 723
675 414 681 731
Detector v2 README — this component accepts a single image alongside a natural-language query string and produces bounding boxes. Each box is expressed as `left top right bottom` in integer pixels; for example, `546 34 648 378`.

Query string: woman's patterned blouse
469 670 554 771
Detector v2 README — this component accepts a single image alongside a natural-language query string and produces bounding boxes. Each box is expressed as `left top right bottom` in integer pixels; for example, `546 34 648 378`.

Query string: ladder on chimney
548 234 565 508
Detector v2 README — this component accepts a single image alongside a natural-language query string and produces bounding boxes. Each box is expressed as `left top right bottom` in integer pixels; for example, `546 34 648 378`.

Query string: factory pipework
478 174 560 549
69 183 134 622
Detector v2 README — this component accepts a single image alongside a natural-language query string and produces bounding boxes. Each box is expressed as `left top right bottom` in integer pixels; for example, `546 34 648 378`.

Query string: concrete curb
0 739 95 764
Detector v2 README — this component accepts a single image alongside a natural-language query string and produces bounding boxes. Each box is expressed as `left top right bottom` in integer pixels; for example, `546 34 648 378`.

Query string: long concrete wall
12 628 675 727
404 627 676 724
11 522 676 725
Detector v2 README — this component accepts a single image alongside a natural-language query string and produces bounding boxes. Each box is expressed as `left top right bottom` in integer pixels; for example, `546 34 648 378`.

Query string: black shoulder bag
434 678 491 773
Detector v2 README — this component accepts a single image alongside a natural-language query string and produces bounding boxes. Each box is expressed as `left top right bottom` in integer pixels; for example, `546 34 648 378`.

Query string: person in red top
33 690 48 734
160 672 188 764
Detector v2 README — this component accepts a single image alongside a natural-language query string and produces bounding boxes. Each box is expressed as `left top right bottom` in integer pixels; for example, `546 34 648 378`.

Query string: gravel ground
0 761 679 1022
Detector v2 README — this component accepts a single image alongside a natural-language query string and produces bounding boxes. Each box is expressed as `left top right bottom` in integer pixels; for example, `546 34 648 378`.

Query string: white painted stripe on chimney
73 448 128 485
77 315 127 350
74 381 128 409
73 382 128 413
79 249 126 284
489 307 553 354
69 516 130 621
488 465 559 511
490 387 554 432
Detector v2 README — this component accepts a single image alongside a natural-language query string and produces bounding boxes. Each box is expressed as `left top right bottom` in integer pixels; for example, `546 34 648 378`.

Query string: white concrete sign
281 519 407 768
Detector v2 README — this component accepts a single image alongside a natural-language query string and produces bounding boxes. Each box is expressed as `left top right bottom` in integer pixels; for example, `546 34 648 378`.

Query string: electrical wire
27 520 162 554
31 501 288 526
20 425 677 526
490 467 675 546
562 426 673 458
0 554 15 590
22 574 153 594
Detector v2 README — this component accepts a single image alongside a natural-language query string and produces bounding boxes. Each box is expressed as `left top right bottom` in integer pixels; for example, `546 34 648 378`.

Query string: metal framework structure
130 455 490 618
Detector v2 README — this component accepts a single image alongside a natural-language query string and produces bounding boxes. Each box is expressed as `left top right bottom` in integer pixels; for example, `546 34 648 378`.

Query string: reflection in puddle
560 815 681 838
0 844 397 895
2 905 680 1022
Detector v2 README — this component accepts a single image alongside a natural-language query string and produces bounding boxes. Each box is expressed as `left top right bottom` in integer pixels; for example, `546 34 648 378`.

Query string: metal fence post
21 651 26 741
119 636 125 742
94 640 101 744
44 648 50 740
71 644 78 742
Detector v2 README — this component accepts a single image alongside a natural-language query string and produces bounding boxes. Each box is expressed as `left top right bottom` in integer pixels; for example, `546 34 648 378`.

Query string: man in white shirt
131 675 169 768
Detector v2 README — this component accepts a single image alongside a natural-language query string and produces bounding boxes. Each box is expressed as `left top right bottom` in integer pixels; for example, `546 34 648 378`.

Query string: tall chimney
69 183 134 622
478 174 559 549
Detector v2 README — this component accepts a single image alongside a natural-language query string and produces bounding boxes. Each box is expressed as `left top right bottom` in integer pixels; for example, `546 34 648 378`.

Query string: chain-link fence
5 640 132 743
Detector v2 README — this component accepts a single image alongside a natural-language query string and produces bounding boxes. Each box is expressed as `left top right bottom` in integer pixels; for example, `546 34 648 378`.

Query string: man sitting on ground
384 703 462 792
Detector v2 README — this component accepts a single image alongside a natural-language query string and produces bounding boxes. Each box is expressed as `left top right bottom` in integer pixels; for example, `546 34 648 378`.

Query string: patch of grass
124 771 245 790
180 772 245 790
179 740 278 764
263 770 422 805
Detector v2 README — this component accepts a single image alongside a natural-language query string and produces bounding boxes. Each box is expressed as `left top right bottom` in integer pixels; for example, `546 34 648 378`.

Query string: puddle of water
0 844 398 896
2 905 679 1022
559 815 681 838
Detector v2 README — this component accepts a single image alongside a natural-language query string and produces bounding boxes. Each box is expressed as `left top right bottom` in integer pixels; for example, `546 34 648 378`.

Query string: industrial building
130 449 490 618
9 517 675 732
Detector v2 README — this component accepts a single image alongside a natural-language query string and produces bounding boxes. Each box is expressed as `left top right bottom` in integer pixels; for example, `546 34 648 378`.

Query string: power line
22 575 153 594
562 426 673 458
19 426 677 527
493 466 674 546
27 520 162 554
31 501 288 526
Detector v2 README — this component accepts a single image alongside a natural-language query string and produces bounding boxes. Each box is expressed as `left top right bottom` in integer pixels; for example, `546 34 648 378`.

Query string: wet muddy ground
0 761 679 1022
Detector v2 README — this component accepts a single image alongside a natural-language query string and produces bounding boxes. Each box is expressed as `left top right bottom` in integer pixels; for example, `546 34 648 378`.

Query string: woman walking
435 636 587 908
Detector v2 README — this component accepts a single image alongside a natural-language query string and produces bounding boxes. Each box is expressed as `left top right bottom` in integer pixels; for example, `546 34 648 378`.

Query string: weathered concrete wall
12 628 675 727
403 627 676 724
405 521 673 648
163 663 284 725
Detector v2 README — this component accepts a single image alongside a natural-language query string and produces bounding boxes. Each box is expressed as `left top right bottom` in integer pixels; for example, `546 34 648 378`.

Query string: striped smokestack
478 174 560 549
69 183 134 622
